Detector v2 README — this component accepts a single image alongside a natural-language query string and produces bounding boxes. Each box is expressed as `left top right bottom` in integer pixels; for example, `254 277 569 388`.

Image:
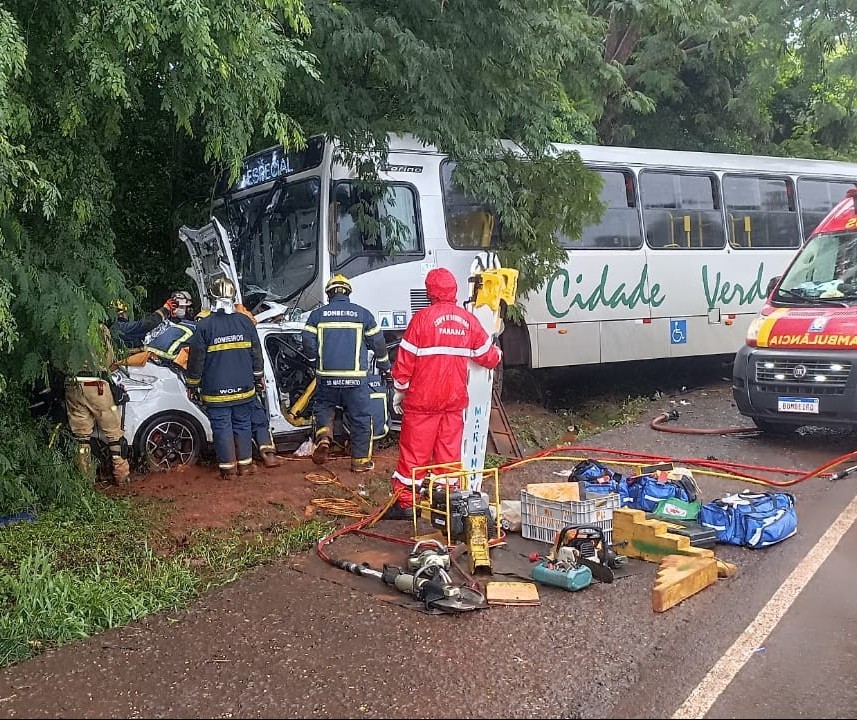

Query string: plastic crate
520 489 620 546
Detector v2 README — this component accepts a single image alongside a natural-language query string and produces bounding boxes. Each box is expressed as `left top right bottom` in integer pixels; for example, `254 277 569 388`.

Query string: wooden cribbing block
485 582 540 606
653 554 718 612
613 509 715 562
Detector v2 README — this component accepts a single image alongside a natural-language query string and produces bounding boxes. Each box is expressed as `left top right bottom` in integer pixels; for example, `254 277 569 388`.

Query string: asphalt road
1 378 856 719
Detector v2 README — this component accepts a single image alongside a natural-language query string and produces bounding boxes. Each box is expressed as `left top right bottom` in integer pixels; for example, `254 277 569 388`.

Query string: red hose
650 409 758 435
498 437 857 488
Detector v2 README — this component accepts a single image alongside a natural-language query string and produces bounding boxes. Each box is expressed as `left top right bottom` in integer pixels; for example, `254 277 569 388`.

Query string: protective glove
164 297 178 313
381 369 394 387
187 386 201 405
392 390 405 416
254 376 266 393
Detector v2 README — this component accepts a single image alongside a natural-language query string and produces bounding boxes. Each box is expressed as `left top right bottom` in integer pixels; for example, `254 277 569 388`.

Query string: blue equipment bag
698 492 797 548
627 473 698 512
569 459 633 506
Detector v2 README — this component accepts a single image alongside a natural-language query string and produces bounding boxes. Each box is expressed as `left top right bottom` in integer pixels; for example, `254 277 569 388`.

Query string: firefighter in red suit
386 267 501 517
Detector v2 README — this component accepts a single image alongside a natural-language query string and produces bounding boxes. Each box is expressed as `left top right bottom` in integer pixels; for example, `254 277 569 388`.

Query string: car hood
179 218 241 311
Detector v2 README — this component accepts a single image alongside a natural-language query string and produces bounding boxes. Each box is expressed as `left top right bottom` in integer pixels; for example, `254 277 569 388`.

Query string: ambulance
733 186 857 432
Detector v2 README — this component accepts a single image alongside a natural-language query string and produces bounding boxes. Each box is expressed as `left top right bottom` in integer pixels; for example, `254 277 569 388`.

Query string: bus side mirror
766 276 781 296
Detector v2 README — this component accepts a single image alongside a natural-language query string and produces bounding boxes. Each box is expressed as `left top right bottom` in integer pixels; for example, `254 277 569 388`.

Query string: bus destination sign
216 136 325 197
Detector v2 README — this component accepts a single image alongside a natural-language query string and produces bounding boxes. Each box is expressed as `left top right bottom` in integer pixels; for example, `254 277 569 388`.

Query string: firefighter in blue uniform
111 298 175 351
185 278 264 479
302 274 391 473
144 290 196 363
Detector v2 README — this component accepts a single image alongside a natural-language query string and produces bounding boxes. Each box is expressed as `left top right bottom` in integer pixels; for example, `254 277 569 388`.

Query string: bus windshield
220 178 322 304
775 231 857 304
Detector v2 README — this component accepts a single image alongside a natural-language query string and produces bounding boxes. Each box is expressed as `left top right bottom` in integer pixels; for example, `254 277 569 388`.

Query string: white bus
210 135 857 371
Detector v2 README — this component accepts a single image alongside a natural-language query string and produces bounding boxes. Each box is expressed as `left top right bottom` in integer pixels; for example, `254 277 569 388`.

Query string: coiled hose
650 409 758 435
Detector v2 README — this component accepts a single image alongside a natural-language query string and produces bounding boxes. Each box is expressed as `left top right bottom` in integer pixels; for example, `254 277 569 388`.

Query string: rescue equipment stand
410 462 503 575
461 252 519 493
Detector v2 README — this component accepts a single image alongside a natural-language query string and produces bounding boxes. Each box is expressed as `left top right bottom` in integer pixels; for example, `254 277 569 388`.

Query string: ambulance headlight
746 315 765 347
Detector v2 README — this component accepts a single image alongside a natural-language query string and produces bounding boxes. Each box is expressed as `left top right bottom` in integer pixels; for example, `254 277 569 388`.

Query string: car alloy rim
145 420 195 469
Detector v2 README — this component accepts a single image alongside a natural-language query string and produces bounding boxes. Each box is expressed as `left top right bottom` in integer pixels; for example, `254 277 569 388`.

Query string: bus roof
383 134 857 178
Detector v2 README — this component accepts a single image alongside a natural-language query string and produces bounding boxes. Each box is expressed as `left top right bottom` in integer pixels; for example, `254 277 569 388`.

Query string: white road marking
672 491 857 719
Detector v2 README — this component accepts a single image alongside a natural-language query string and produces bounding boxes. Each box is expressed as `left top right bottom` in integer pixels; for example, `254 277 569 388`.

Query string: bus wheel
752 417 801 435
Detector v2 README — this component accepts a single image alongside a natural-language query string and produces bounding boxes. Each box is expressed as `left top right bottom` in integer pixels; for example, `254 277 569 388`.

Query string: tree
286 0 610 303
0 0 317 511
580 0 755 146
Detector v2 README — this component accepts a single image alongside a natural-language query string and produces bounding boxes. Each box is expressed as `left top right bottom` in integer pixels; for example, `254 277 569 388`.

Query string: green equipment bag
652 497 701 522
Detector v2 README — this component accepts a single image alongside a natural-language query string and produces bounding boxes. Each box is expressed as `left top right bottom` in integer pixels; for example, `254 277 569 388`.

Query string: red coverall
391 267 501 508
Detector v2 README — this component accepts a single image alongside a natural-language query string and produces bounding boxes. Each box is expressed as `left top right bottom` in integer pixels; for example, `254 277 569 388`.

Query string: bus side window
332 181 422 270
641 171 723 249
723 175 801 249
565 169 643 250
441 160 501 249
797 177 857 239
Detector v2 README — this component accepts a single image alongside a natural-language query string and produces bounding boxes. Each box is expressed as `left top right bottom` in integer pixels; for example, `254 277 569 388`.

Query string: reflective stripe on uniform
317 322 365 374
398 337 475 357
392 470 418 486
208 341 252 353
201 388 256 403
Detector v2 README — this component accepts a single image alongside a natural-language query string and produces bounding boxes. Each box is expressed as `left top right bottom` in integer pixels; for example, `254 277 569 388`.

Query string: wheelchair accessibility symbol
670 319 687 345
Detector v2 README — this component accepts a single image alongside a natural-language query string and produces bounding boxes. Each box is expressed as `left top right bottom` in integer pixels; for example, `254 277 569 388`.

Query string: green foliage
0 495 329 667
0 0 317 511
0 388 91 515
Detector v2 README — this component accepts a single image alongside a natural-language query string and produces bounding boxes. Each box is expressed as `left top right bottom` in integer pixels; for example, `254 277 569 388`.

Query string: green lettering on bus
702 262 766 309
546 265 665 318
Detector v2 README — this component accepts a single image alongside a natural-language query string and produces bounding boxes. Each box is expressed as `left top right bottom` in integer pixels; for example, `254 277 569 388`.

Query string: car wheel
752 417 801 435
136 413 204 471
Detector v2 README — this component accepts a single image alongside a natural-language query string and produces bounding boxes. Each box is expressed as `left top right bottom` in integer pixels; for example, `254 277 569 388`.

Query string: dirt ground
106 402 565 544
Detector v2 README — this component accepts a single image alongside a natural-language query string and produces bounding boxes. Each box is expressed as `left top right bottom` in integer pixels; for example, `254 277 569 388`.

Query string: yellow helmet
110 299 129 319
211 277 236 301
325 274 351 297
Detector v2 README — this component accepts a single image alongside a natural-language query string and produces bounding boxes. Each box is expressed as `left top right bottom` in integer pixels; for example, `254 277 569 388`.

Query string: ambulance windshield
776 231 857 304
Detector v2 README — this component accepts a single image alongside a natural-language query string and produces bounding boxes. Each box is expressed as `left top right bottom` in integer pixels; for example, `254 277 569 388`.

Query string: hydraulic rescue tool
428 487 495 574
335 540 487 613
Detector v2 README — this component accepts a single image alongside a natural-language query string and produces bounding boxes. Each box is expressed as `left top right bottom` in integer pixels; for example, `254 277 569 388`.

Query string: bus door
327 148 437 337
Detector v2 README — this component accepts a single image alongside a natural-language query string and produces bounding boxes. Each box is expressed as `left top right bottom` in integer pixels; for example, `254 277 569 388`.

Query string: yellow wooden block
485 581 540 606
526 482 581 502
653 554 718 612
613 508 714 562
716 559 738 578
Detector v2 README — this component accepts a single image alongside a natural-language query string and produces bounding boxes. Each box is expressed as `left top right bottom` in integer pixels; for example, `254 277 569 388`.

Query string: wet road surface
1 379 856 718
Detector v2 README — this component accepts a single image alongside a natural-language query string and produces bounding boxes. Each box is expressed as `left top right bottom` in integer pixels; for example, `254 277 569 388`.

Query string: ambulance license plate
777 397 819 414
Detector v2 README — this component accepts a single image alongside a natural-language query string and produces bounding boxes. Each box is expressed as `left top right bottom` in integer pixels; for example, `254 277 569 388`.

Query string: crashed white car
112 219 397 471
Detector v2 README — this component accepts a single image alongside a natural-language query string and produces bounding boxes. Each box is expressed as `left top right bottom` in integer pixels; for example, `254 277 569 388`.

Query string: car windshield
220 177 321 304
775 231 857 304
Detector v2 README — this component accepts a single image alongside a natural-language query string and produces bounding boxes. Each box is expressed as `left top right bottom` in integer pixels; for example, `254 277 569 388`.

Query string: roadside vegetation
0 488 330 668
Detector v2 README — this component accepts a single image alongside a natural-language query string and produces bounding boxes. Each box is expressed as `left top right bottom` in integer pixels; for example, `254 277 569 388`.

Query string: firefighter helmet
110 299 129 320
211 277 236 301
171 290 193 308
170 290 193 319
325 274 352 297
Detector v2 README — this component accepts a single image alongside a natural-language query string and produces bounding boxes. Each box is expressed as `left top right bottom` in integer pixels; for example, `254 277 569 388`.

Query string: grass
0 491 330 668
503 366 653 451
